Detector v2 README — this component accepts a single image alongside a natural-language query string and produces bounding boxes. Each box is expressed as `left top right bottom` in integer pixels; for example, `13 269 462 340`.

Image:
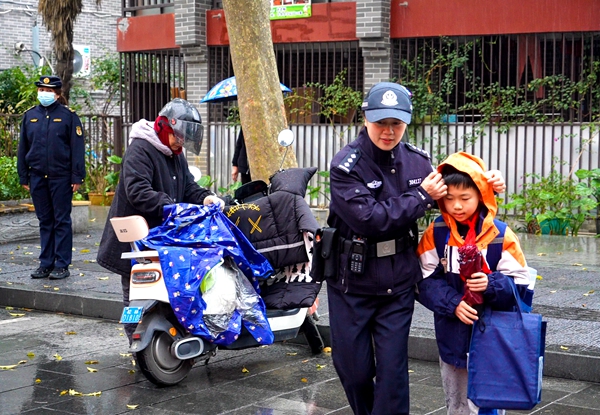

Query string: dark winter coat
17 101 85 184
96 120 211 276
231 130 249 174
327 128 436 295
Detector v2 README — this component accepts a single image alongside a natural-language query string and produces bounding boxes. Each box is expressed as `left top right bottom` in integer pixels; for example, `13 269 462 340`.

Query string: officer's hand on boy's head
484 170 507 193
420 171 448 200
455 301 478 325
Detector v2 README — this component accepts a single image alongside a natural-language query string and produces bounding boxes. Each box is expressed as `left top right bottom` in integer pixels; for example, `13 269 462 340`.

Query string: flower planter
88 192 115 206
539 218 569 235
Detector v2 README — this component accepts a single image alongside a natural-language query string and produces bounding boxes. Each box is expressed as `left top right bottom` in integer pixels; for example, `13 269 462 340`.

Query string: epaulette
24 105 36 112
337 148 361 174
68 106 76 113
405 142 431 160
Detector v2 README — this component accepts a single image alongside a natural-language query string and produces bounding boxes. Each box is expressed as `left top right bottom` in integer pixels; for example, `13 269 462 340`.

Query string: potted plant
86 154 121 206
575 168 600 234
501 169 596 236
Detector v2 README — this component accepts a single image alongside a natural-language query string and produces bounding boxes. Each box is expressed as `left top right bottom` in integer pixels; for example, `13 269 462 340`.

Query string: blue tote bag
467 283 547 410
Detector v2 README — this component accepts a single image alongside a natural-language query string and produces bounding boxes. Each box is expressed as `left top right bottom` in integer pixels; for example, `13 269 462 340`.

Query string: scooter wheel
136 330 194 386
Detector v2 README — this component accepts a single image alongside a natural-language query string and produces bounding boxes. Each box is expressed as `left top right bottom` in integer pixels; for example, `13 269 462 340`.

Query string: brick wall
0 0 120 71
356 0 391 92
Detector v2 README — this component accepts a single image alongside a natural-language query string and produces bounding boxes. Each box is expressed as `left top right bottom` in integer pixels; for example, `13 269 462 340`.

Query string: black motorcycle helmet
158 98 204 155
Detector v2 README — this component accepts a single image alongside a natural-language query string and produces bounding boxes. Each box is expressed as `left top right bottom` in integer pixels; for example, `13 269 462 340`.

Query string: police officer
17 75 85 280
326 82 506 415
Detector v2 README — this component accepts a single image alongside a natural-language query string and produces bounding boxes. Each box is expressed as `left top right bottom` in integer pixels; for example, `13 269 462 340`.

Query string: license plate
120 306 143 324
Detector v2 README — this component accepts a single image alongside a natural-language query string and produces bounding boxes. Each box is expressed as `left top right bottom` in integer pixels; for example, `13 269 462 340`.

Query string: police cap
35 75 62 89
361 82 412 125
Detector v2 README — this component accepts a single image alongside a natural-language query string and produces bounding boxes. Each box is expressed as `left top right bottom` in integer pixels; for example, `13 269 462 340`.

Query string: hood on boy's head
437 152 497 217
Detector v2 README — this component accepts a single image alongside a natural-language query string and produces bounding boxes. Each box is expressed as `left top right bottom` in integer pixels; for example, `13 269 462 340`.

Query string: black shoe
49 268 70 280
31 267 53 279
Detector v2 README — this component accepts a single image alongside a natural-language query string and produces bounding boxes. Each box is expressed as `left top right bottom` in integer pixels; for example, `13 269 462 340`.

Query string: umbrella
200 76 292 103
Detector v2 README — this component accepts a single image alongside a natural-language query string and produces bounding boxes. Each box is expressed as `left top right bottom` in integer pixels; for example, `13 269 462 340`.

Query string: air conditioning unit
73 45 91 78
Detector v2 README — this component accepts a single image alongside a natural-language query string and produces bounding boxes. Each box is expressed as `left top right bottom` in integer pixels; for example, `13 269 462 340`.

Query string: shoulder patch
405 142 431 160
24 105 36 113
337 149 361 174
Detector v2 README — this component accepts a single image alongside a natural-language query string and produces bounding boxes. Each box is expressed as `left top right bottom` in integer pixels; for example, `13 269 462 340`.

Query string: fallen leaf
241 367 249 373
65 331 77 335
302 359 309 363
54 354 63 361
89 218 96 222
60 390 68 396
120 352 131 357
86 367 98 373
98 277 109 281
128 369 135 374
323 347 332 353
80 249 90 253
408 369 414 373
550 290 557 293
43 285 51 288
316 364 326 370
79 273 85 277
35 378 41 383
560 346 569 350
286 352 298 356
27 352 35 358
572 263 583 267
537 253 547 256
0 360 27 370
53 287 59 291
24 252 33 255
66 388 102 397
301 377 308 383
85 360 99 365
126 404 139 409
119 333 124 336
536 275 543 280
9 312 25 317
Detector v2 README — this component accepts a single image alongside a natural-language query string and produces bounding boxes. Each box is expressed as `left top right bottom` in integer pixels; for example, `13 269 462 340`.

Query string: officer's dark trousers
328 284 414 415
30 175 73 269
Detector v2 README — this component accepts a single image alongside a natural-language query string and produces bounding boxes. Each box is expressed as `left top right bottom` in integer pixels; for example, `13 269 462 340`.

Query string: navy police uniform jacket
327 128 435 295
17 101 85 185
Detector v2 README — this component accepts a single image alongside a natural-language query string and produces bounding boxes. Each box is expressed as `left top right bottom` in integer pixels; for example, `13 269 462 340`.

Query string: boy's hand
485 170 506 193
455 301 478 325
466 272 489 292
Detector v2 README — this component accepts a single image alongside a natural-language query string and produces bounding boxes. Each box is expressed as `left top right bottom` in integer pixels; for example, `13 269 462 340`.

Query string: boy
417 152 530 415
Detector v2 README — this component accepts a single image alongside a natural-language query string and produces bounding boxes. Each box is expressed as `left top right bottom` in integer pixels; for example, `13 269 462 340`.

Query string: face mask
38 91 57 107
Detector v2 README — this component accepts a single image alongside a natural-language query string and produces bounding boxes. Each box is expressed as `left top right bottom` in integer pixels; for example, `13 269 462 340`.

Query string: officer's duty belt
341 235 412 258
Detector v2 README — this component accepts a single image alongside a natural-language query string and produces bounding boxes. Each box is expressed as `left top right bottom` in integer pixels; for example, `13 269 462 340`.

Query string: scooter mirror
277 129 294 147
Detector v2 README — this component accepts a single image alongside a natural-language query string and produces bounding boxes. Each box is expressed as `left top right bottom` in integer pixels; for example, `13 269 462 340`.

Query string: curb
2 285 599 384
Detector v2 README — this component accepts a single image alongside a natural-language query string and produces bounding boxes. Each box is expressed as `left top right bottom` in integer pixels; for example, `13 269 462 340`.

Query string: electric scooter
111 130 323 387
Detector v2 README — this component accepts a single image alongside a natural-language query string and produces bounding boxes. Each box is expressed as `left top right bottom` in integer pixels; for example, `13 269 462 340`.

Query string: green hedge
0 156 30 201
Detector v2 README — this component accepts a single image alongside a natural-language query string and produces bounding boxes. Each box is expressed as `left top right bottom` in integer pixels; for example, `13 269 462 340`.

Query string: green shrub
0 156 30 201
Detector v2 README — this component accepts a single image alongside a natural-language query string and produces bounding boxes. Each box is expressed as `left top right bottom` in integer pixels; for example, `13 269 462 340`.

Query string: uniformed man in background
17 75 85 280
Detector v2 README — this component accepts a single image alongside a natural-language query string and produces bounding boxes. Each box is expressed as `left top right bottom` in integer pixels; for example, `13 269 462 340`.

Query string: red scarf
462 211 491 274
154 116 182 155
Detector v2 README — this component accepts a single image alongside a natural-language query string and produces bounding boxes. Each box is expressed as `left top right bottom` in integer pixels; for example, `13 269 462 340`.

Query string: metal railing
121 0 173 17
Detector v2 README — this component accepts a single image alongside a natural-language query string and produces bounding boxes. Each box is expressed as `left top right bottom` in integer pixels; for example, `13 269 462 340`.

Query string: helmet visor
171 119 204 155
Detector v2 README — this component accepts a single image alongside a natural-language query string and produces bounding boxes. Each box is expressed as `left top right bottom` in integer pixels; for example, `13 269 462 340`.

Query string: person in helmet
97 98 224 344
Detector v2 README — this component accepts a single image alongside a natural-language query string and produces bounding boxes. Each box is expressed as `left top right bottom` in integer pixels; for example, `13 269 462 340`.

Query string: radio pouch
310 227 338 282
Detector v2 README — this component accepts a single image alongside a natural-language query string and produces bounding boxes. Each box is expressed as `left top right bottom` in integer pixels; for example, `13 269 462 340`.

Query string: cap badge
381 90 398 107
170 118 177 125
43 77 50 84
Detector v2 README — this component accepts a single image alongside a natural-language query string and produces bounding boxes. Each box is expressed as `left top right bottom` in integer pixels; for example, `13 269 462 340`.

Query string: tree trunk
222 0 297 182
55 44 75 103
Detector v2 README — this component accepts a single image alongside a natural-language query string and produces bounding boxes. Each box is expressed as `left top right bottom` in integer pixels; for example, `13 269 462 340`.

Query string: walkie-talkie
349 237 367 274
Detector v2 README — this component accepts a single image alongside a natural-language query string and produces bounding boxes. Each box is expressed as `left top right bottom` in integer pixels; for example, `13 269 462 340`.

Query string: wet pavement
1 206 600 414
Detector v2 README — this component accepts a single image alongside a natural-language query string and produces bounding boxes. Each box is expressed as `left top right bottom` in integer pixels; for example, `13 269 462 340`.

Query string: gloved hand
203 195 225 211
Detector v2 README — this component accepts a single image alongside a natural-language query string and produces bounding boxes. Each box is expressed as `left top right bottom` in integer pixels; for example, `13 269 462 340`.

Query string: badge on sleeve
76 126 82 136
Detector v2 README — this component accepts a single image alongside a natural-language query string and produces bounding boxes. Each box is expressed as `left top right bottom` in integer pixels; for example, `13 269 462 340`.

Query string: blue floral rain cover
139 203 274 345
